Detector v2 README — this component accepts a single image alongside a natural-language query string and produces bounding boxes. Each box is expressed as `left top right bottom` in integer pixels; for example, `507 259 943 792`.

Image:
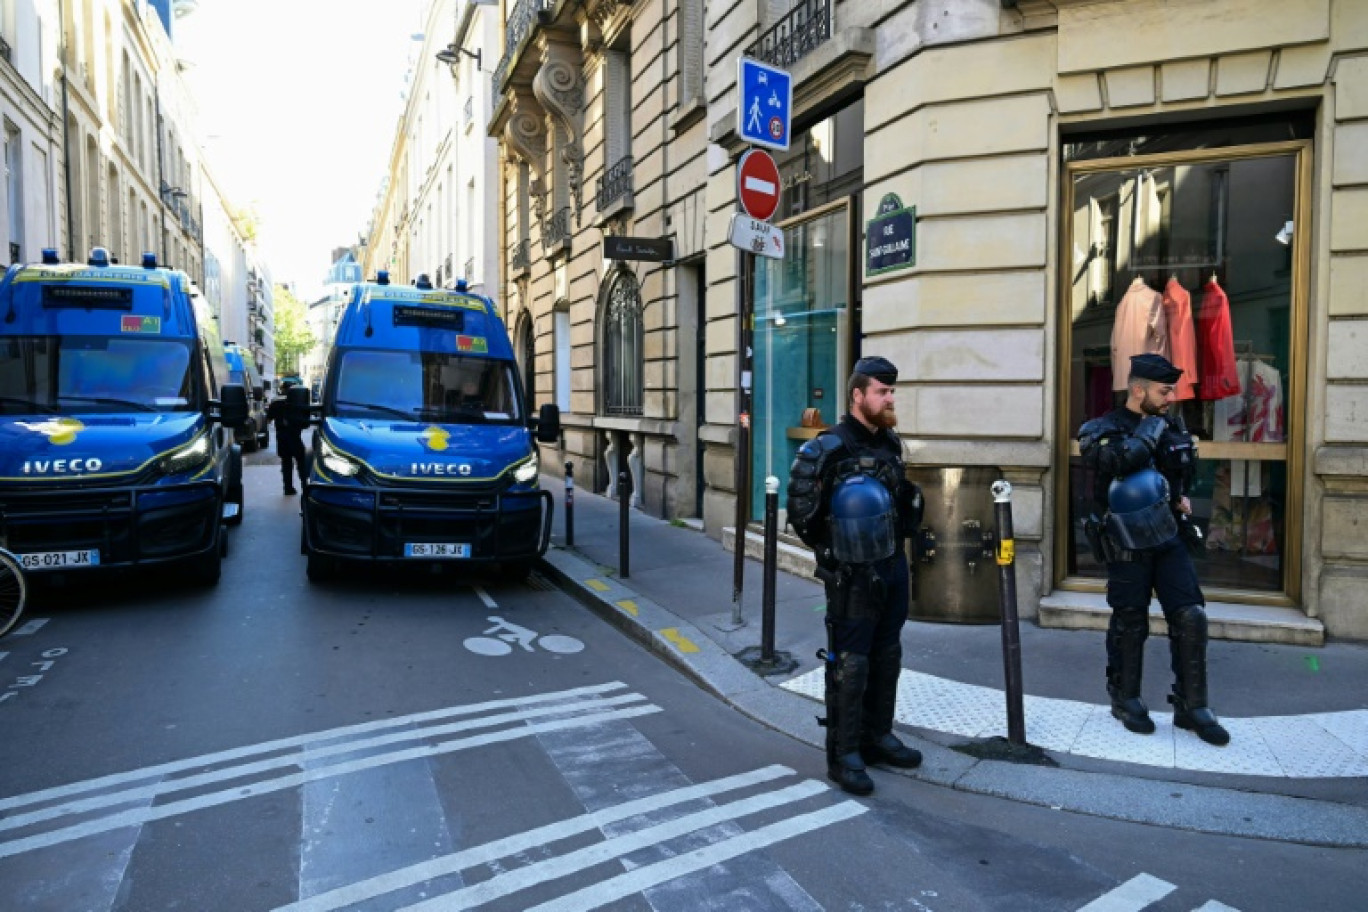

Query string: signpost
603 235 674 263
737 57 793 152
736 149 781 222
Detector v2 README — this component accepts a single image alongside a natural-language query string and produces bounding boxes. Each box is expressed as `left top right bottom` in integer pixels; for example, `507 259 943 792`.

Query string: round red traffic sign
737 149 781 222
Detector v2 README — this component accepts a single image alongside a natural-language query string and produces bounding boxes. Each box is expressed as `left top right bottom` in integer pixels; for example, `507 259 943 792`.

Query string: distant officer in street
786 356 925 795
1078 353 1229 746
266 379 308 495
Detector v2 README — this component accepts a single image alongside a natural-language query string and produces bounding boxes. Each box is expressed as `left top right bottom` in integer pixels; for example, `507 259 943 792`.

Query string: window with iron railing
511 238 531 272
542 206 571 252
601 267 643 417
596 155 633 213
493 0 551 107
465 257 474 280
746 0 832 69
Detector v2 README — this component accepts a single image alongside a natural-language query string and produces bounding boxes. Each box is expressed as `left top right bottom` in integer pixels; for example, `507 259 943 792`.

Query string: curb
536 545 1368 848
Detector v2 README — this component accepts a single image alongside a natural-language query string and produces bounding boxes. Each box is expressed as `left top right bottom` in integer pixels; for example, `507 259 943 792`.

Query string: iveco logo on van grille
411 463 473 476
22 458 104 474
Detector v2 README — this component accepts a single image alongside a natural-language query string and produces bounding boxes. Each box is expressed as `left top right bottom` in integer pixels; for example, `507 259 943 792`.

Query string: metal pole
618 437 630 579
564 461 575 547
992 480 1026 746
761 475 779 663
731 251 753 625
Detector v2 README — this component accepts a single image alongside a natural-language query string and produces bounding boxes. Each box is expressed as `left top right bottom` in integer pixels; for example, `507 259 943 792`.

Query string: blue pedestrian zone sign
737 58 792 151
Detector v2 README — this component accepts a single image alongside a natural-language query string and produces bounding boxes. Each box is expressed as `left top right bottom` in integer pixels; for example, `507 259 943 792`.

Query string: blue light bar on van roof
376 270 390 285
88 247 111 267
455 278 468 292
415 274 433 290
41 248 60 264
142 252 158 268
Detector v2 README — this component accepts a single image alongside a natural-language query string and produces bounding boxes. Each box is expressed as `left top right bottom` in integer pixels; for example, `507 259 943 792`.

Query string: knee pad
1169 604 1207 639
1110 605 1149 638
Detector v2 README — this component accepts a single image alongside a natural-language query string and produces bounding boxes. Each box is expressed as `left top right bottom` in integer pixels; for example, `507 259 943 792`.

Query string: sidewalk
535 477 1368 848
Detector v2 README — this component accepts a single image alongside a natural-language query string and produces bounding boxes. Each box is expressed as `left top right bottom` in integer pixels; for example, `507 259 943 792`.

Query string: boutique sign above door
866 193 916 277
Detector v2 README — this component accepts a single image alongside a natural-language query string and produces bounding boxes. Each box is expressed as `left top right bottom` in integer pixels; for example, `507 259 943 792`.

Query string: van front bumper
0 481 222 570
303 484 553 564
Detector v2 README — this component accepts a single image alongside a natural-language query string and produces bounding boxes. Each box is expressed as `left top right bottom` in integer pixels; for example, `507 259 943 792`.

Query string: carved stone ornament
534 42 586 224
588 0 626 35
504 90 548 190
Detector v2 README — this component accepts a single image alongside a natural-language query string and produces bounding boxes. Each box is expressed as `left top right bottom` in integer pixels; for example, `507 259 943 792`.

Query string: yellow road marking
585 579 610 592
615 600 639 616
660 628 699 653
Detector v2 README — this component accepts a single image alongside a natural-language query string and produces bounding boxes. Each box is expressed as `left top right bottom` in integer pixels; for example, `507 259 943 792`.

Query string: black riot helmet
828 474 898 564
1106 468 1178 550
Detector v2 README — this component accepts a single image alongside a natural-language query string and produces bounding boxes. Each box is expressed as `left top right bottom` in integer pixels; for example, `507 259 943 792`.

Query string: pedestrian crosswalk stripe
521 802 867 912
1076 873 1176 911
0 681 629 813
275 765 798 912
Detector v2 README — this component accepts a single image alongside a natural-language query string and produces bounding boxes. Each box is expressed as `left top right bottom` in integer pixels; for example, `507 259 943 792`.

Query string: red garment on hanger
1162 277 1200 401
1197 279 1240 400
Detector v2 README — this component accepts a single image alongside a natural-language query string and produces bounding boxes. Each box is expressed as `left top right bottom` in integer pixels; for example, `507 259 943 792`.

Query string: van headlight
513 452 539 484
319 436 360 477
159 435 210 475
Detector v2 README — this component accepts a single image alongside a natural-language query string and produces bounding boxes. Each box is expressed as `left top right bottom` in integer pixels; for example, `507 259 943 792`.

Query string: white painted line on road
0 702 661 860
1191 901 1241 911
8 619 49 636
1076 873 1176 912
0 652 7 665
2 692 651 833
399 781 838 911
473 586 497 609
0 681 628 812
521 802 868 912
275 765 797 912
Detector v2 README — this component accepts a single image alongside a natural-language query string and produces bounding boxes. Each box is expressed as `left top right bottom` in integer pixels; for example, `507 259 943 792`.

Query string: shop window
600 267 643 417
1061 124 1308 599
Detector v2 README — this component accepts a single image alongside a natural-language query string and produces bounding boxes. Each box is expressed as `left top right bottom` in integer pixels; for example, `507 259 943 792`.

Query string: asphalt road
0 464 1364 911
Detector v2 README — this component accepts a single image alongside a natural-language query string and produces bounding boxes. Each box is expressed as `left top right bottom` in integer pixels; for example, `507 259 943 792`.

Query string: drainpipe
58 0 74 259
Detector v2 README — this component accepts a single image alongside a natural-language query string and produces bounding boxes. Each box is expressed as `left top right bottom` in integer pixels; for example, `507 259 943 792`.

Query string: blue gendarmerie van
0 248 250 585
297 272 559 582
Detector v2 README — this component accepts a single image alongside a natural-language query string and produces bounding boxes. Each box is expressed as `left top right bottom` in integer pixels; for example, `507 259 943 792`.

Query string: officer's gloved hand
816 547 841 572
1133 415 1168 452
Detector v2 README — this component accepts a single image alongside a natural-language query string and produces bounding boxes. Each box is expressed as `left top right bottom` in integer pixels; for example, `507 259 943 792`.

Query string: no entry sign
737 149 781 222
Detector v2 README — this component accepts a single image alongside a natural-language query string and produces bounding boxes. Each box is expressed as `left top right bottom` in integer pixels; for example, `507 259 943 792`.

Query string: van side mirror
534 403 561 443
286 385 315 425
216 383 250 429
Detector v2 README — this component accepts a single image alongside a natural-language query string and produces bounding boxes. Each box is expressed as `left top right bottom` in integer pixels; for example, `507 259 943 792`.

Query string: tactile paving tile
1309 710 1368 760
1068 707 1177 768
1171 716 1283 776
780 667 825 701
1009 694 1094 753
895 670 1002 738
1252 715 1368 779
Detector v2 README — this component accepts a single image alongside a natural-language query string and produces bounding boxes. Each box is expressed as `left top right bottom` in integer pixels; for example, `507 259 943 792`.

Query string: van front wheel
185 541 223 586
307 552 337 583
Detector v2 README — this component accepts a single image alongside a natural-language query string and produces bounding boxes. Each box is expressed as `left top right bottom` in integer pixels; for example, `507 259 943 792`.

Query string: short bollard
564 461 575 547
761 475 779 663
993 480 1027 746
618 469 631 579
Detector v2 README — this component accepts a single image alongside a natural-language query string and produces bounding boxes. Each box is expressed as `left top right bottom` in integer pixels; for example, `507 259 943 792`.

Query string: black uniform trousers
1104 536 1203 675
277 434 308 491
829 553 910 655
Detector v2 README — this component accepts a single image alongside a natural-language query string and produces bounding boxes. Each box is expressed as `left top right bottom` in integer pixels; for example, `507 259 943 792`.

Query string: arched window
515 311 536 413
600 267 643 416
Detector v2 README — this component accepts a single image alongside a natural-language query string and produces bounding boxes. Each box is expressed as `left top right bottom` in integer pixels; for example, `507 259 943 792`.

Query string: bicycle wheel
0 549 27 639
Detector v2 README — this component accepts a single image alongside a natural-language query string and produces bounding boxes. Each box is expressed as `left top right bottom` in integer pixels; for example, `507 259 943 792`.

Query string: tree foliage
272 284 315 376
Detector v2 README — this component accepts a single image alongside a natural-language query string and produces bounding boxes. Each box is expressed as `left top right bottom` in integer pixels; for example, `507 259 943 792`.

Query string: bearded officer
786 356 925 795
1078 353 1229 746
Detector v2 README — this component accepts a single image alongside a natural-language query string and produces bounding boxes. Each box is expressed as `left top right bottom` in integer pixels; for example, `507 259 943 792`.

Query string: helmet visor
829 512 898 564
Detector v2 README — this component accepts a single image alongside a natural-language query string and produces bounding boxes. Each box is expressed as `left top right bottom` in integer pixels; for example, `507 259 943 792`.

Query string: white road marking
0 681 628 812
0 652 7 665
0 703 660 859
273 765 797 912
8 619 49 636
1076 873 1177 911
398 782 844 912
521 802 868 912
473 586 497 609
2 692 649 832
1191 902 1242 911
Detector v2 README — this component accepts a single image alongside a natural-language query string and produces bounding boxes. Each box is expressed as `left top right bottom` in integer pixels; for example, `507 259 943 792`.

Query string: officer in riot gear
786 356 925 795
1078 353 1229 746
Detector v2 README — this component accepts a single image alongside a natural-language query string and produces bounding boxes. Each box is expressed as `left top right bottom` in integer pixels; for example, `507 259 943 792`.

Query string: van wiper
334 399 415 420
57 395 158 412
0 396 55 413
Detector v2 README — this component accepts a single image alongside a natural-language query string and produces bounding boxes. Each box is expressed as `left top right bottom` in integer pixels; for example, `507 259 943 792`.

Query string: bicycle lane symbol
463 616 585 657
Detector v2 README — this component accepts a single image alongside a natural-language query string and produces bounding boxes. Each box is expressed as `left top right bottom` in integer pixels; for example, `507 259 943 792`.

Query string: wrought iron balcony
745 0 832 69
542 207 572 253
464 257 475 280
596 156 634 214
493 0 551 108
511 239 531 273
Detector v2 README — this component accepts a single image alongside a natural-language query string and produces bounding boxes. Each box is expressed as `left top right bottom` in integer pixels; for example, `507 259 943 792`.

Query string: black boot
825 651 874 795
1106 610 1155 735
860 642 921 769
1168 605 1230 747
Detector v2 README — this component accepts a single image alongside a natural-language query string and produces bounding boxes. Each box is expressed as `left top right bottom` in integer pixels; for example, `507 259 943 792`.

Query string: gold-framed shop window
1055 136 1311 606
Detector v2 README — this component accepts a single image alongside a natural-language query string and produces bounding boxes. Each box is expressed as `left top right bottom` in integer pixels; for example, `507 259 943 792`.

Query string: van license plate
19 549 100 570
404 543 471 559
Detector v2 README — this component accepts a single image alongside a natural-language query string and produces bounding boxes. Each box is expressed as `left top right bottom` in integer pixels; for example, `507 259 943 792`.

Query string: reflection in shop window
1065 147 1300 595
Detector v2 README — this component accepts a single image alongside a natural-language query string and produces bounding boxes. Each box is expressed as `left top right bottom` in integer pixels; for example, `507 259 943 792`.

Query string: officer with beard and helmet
1079 353 1230 747
786 356 925 795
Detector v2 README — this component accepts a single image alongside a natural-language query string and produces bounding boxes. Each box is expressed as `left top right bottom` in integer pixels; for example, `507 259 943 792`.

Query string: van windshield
0 335 195 414
333 350 522 423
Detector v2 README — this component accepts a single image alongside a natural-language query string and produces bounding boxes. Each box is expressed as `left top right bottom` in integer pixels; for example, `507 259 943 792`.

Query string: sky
175 0 428 299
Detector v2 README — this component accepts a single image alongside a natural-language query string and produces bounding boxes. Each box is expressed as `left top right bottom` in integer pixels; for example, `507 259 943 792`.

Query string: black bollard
564 461 575 547
619 470 631 578
761 475 779 663
992 480 1026 746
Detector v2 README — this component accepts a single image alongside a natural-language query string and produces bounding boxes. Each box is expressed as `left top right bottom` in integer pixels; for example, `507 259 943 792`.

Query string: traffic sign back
737 58 792 152
737 149 781 222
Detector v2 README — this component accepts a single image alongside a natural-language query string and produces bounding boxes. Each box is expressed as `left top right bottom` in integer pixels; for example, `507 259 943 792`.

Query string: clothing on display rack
1110 277 1169 391
1162 276 1200 401
1213 355 1285 445
1197 277 1240 400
